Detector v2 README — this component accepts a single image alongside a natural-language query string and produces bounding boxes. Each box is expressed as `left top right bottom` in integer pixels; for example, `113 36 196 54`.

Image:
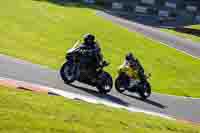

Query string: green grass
189 25 200 30
162 29 200 43
1 0 200 97
0 86 200 133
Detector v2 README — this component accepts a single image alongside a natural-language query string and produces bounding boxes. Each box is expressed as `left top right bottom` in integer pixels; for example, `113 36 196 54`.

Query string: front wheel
115 77 126 93
97 72 113 94
60 62 76 84
138 82 151 100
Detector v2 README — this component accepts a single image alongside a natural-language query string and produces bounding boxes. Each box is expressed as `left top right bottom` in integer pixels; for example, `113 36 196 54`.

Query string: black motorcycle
60 43 113 94
115 68 151 99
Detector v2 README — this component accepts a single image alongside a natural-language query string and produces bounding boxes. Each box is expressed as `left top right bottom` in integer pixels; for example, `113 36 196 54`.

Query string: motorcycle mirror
102 61 109 66
147 73 151 78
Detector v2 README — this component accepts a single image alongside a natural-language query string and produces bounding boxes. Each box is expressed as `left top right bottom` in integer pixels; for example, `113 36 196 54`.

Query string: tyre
115 77 126 93
138 82 151 100
97 72 113 94
60 62 75 84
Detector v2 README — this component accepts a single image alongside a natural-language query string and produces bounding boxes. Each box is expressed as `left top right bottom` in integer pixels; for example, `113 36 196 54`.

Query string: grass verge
0 86 200 133
1 0 200 97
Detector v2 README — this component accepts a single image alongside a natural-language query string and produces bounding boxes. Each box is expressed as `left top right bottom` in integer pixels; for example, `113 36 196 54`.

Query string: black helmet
83 33 95 43
125 52 134 61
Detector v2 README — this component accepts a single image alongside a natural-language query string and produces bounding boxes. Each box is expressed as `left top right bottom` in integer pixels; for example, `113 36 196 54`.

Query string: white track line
154 92 200 100
48 87 174 120
145 35 200 60
0 76 174 120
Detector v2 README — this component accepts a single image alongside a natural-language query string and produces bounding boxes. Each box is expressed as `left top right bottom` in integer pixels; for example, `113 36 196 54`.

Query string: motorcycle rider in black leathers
78 33 103 70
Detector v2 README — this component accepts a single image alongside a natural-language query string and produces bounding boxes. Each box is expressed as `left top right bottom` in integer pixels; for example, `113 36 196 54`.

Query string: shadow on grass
123 93 167 109
69 83 130 106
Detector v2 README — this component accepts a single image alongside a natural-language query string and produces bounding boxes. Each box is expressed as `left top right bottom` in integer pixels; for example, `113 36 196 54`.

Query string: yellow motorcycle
115 68 151 99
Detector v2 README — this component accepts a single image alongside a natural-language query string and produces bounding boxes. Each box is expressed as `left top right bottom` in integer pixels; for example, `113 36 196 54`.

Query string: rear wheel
97 72 113 94
60 62 76 84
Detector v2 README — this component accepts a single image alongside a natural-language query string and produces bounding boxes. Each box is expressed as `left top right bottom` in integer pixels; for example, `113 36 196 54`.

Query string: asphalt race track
0 54 200 123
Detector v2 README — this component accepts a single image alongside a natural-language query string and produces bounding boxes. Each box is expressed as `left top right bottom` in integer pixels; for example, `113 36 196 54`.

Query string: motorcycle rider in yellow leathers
119 53 146 88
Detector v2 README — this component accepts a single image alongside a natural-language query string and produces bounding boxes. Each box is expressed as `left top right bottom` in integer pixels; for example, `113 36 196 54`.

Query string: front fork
67 58 80 80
